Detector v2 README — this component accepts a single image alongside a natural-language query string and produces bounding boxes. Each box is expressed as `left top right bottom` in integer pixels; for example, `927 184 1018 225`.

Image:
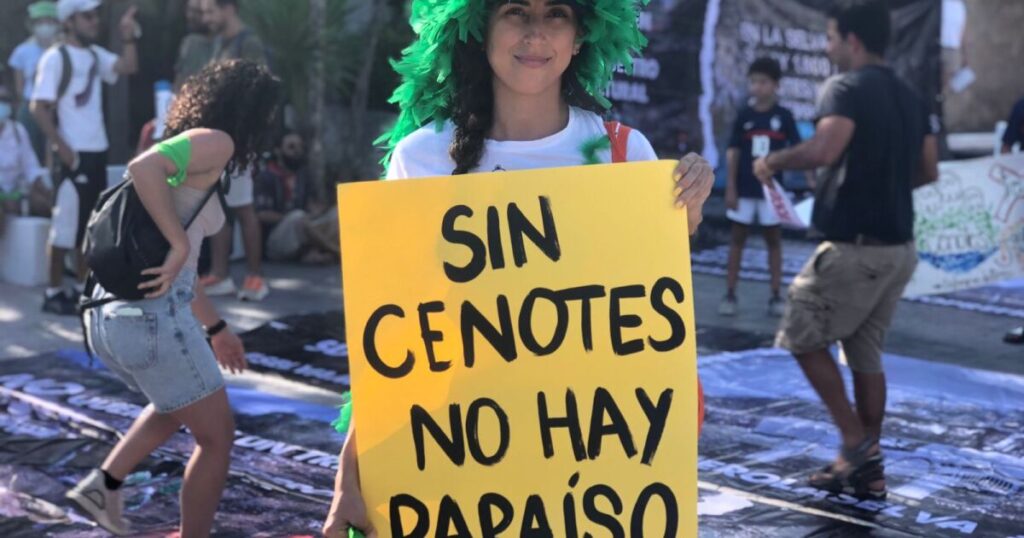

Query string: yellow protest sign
337 161 698 537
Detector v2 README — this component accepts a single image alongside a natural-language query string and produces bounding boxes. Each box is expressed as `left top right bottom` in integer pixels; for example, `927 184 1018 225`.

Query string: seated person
254 132 338 264
0 83 50 234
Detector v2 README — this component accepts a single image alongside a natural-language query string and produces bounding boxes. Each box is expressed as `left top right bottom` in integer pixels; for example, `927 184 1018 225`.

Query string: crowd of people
0 0 1020 536
1 0 343 319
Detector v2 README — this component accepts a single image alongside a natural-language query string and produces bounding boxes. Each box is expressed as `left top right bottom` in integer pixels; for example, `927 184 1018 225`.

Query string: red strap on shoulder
604 121 633 163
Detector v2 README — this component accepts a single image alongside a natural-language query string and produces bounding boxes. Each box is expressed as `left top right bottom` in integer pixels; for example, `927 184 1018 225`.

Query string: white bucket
0 216 51 286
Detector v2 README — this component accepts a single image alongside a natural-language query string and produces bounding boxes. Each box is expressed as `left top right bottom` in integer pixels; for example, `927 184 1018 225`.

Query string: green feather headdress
376 0 651 169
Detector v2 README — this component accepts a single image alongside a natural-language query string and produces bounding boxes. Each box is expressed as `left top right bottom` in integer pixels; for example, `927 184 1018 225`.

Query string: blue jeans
85 269 225 413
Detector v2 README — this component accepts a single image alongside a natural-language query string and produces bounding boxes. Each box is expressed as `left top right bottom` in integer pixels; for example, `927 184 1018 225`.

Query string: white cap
57 0 101 22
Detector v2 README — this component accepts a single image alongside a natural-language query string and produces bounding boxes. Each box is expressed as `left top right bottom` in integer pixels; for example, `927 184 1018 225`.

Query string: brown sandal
809 437 888 500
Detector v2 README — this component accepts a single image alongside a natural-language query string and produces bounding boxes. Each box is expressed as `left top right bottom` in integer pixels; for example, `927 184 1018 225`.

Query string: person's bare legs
169 388 235 538
102 404 182 480
852 370 886 441
208 222 232 280
794 349 865 447
48 245 67 287
235 204 262 276
852 369 887 491
725 223 749 298
763 225 783 298
74 249 88 282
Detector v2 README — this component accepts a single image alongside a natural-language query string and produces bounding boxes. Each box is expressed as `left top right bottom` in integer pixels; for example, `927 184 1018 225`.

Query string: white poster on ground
907 154 1024 296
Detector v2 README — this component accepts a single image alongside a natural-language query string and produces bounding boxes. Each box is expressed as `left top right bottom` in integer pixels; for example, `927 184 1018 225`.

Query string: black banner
609 0 942 174
609 0 709 159
240 310 350 392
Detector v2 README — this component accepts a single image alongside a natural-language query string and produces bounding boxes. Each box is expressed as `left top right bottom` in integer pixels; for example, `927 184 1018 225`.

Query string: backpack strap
77 273 114 366
56 45 72 101
604 121 633 163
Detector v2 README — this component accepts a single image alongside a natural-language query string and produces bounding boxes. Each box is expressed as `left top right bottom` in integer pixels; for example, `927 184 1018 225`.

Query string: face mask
0 103 12 121
34 22 59 41
282 155 306 171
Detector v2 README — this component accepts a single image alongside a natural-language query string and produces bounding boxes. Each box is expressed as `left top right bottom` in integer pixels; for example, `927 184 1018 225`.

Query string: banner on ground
907 154 1024 296
0 352 343 535
337 162 699 537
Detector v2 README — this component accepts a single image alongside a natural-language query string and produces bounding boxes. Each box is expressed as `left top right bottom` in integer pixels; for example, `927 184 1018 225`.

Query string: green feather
331 392 354 434
581 134 612 165
377 0 651 173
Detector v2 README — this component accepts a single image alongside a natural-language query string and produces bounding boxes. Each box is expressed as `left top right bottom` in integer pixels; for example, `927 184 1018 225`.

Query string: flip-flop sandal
1005 326 1024 345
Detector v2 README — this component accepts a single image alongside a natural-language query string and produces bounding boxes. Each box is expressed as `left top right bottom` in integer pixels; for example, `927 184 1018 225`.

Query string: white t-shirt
386 107 658 179
32 44 119 153
0 120 46 194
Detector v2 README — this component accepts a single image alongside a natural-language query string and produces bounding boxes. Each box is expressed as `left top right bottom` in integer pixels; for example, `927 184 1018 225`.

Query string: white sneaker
66 469 131 536
718 296 738 317
237 275 270 302
203 277 238 297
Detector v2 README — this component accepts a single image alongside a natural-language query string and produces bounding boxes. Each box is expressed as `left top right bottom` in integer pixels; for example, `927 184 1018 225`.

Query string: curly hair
165 60 282 175
378 0 649 174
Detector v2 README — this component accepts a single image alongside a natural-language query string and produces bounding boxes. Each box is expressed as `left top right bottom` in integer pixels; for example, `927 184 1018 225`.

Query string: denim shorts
85 268 225 413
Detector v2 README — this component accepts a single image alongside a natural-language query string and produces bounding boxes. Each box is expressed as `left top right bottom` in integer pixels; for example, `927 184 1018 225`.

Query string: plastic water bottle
154 80 173 141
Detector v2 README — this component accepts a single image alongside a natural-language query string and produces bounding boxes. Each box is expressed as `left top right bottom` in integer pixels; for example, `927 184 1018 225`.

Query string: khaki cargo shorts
776 241 918 373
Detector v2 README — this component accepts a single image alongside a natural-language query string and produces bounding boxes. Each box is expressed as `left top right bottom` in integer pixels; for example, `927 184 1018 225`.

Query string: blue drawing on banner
919 249 998 274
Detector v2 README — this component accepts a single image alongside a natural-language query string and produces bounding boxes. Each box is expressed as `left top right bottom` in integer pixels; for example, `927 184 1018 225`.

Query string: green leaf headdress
376 0 651 169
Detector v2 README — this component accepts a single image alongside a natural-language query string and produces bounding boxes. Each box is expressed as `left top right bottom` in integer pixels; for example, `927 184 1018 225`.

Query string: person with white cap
30 0 139 316
7 1 60 162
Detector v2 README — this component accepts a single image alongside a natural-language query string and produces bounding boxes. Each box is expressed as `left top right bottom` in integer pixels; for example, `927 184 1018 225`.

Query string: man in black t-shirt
721 58 807 318
753 0 939 500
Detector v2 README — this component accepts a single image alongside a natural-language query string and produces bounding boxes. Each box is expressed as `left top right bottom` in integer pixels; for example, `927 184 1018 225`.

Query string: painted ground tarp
241 310 350 392
696 348 1024 537
3 322 1022 535
0 350 342 536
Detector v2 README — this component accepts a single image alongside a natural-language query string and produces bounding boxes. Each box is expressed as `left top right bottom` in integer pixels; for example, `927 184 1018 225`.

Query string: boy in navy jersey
722 57 805 317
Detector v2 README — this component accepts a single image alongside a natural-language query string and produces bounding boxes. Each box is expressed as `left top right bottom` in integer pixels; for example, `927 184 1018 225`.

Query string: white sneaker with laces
66 469 130 536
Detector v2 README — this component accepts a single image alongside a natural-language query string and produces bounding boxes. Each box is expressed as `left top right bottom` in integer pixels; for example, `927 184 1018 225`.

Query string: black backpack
81 176 220 303
77 175 221 361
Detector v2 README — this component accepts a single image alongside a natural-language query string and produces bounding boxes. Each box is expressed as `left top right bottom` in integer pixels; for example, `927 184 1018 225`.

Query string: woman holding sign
323 1 712 536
